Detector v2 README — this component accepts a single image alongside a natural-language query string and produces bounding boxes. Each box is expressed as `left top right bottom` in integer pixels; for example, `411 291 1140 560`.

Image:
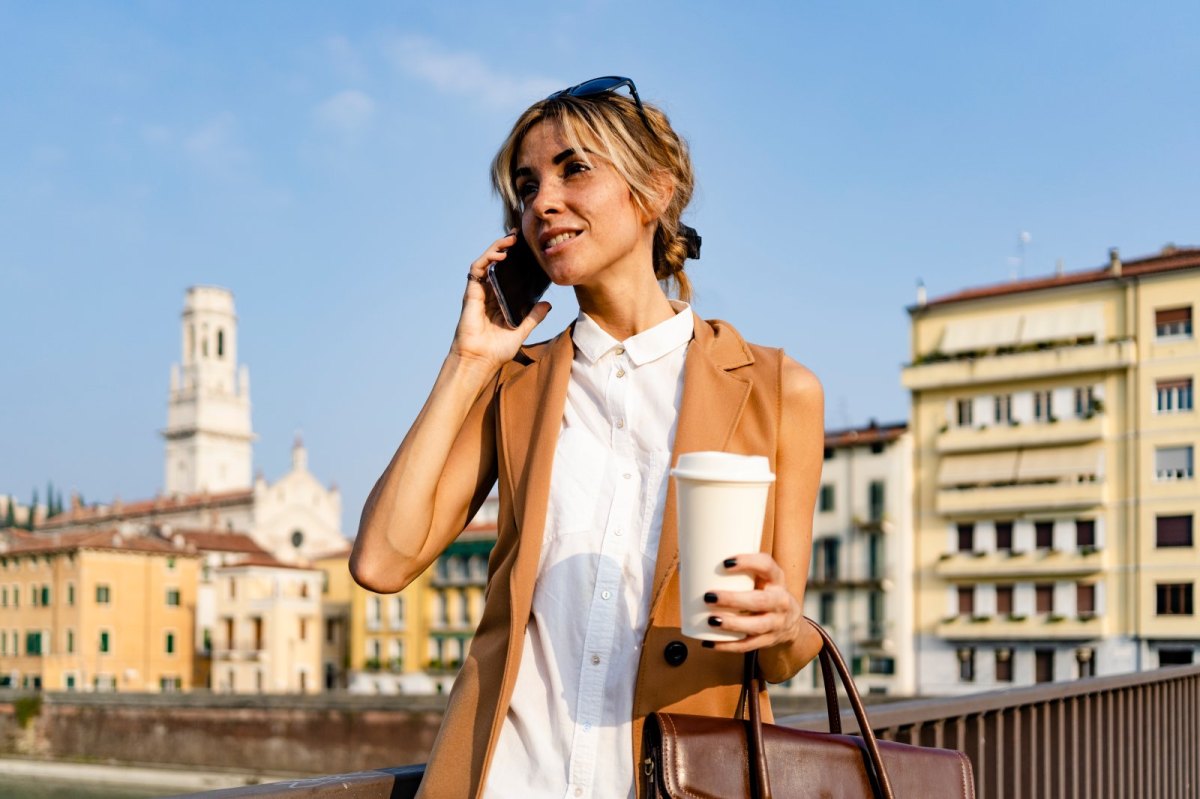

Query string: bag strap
738 619 896 799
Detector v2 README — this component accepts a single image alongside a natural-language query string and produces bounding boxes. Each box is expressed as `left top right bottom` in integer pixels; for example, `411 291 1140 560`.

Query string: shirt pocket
544 426 611 540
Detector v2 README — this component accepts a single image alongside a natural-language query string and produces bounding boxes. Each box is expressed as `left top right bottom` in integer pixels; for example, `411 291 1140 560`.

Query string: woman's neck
574 266 678 341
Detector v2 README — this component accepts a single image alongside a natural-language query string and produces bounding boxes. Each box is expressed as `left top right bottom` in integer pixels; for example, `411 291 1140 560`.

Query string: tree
3 497 14 529
46 481 55 519
27 488 37 530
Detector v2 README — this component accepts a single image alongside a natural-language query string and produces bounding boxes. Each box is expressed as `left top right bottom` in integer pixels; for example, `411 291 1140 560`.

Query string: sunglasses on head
545 76 701 260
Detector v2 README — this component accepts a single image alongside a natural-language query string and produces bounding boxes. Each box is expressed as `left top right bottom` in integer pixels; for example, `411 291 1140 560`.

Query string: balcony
902 339 1136 391
212 643 264 661
937 613 1104 641
936 480 1105 514
170 662 1200 799
936 415 1103 454
935 548 1103 579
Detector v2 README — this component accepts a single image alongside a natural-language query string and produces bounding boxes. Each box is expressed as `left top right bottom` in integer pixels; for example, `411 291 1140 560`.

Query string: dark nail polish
702 640 715 649
708 616 722 627
723 558 738 569
704 592 718 604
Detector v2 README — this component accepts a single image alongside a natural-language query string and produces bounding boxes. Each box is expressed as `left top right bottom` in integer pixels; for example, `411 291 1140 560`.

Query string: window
955 399 973 427
956 523 975 553
1077 583 1096 616
229 578 236 600
867 656 895 675
1035 649 1055 683
1033 390 1054 422
1156 378 1194 413
818 484 834 513
867 481 885 522
1035 583 1054 614
869 441 884 455
165 632 175 654
458 588 471 625
1155 306 1193 338
299 618 308 642
818 592 835 626
994 394 1013 424
1156 515 1194 548
958 648 975 682
31 586 39 606
1156 583 1194 615
99 631 111 654
1155 446 1194 480
325 619 337 645
995 521 1014 552
815 539 839 582
1076 520 1096 549
867 591 885 639
1 587 5 607
866 534 884 580
957 586 974 616
67 583 74 606
1035 521 1055 550
1077 649 1095 679
24 631 42 656
40 586 49 606
166 589 181 607
996 585 1014 615
1160 649 1195 666
96 584 111 604
66 629 74 653
994 649 1013 683
1074 386 1095 418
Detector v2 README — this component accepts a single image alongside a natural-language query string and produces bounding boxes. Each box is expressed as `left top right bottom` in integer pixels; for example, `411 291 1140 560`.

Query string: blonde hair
491 92 697 302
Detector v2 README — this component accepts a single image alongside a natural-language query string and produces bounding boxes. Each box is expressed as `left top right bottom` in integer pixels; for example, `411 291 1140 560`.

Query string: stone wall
0 691 447 775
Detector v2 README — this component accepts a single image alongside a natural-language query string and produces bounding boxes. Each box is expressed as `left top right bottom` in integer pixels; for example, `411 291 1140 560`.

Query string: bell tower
162 286 255 495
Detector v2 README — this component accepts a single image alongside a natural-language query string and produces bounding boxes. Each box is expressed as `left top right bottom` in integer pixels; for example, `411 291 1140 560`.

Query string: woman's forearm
350 351 500 593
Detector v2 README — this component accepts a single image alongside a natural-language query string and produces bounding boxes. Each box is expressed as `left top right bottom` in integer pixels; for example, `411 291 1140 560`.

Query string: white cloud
384 34 560 110
313 89 377 135
183 113 250 174
325 35 367 82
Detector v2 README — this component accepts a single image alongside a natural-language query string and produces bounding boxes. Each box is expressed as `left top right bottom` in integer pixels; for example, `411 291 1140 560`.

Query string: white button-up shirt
485 301 694 799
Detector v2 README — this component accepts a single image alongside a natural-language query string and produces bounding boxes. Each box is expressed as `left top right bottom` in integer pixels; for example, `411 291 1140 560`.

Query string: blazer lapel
499 328 575 628
648 314 755 612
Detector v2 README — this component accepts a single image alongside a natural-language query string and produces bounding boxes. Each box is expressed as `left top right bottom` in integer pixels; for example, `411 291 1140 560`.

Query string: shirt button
616 419 625 429
616 368 626 378
614 529 623 536
623 473 632 480
583 722 592 732
601 590 612 600
615 347 625 355
591 654 601 665
574 788 583 797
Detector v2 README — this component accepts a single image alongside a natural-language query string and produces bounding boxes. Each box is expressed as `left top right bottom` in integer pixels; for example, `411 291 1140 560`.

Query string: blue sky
3 1 1197 536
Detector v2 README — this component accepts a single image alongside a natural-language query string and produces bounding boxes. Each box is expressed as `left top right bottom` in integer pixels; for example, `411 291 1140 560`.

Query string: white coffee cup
671 451 775 641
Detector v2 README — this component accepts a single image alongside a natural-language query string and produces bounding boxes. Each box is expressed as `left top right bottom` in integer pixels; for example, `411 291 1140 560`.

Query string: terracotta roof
218 553 320 572
310 546 352 561
824 421 907 449
37 487 255 531
917 246 1200 311
4 528 198 558
168 529 267 555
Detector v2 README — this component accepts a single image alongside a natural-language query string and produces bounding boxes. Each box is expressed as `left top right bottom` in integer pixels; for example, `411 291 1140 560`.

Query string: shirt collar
572 300 694 367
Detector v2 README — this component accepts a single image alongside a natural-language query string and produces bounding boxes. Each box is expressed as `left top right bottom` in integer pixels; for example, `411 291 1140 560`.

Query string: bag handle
738 618 896 799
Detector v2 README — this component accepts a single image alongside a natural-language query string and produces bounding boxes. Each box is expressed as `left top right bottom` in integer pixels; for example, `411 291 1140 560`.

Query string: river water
0 775 172 798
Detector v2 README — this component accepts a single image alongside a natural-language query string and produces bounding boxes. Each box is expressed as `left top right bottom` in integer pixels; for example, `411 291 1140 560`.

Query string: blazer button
664 641 688 667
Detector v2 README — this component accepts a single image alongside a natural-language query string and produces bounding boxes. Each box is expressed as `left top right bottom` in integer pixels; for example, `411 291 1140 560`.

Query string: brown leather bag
642 619 975 798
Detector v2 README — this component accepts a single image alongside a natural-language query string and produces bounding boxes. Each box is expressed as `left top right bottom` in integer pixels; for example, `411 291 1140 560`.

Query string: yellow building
0 529 199 691
903 246 1199 692
313 546 352 691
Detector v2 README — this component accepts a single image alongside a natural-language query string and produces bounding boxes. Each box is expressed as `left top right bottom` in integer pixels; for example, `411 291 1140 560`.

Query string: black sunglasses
545 76 701 260
547 75 654 134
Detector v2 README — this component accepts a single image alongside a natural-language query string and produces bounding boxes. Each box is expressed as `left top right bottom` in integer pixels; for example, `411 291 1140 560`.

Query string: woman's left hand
700 552 806 653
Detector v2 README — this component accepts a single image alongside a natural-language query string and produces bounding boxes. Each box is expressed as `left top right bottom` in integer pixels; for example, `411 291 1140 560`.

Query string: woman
351 77 824 799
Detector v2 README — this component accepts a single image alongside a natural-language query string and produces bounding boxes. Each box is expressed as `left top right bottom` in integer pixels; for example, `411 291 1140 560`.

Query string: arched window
217 329 225 358
291 530 304 549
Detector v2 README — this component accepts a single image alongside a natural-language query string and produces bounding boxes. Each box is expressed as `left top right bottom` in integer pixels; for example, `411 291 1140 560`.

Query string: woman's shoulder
705 317 822 408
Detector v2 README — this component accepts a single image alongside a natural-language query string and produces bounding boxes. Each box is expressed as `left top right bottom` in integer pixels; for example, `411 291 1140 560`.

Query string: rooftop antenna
1016 231 1032 279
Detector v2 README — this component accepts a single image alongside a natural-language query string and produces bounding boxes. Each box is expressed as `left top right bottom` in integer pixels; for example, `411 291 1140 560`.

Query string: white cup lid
671 451 775 483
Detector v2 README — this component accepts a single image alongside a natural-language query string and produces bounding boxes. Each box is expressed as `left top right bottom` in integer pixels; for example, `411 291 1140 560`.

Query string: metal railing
165 662 1200 799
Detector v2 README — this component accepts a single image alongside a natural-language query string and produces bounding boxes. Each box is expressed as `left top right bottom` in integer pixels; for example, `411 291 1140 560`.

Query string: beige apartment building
0 529 199 691
211 555 323 693
903 246 1199 693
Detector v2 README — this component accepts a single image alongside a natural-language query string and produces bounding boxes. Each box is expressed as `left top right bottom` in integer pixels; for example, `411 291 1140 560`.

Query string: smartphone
486 234 551 329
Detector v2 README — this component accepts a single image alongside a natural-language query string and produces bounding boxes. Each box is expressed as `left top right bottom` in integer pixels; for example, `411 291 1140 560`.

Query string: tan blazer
416 313 818 798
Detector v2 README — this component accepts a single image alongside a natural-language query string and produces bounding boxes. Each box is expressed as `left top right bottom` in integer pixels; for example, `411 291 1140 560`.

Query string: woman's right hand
449 231 552 374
